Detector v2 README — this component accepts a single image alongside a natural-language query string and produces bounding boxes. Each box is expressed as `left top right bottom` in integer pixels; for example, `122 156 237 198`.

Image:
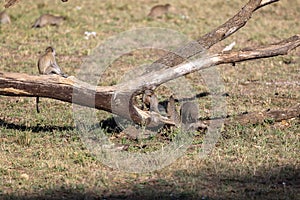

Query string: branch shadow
0 119 74 133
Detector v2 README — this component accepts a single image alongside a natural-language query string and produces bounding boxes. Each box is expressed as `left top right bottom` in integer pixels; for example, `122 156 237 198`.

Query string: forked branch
0 35 298 125
146 0 278 72
0 0 299 126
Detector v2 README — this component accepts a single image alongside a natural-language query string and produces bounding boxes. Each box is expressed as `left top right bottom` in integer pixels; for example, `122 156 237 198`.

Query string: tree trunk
0 0 299 126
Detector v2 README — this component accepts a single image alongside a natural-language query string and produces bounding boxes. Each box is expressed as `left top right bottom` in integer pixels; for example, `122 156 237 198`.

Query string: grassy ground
0 0 299 199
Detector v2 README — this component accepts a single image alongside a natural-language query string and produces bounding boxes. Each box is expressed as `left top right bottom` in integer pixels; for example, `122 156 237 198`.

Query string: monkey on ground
148 3 171 18
180 102 207 131
167 95 180 126
180 102 199 124
0 10 11 24
36 46 67 113
32 14 65 28
167 96 202 130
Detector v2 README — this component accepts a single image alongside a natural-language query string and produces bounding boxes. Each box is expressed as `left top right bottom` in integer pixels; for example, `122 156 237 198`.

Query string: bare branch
4 0 20 8
119 35 300 93
145 0 279 73
215 35 300 64
1 35 298 125
256 0 280 10
1 0 298 127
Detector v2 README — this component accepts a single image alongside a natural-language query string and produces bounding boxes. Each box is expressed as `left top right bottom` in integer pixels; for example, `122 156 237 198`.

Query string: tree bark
1 35 299 124
0 0 299 126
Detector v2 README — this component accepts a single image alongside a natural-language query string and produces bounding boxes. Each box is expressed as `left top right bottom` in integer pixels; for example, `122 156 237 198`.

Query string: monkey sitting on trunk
36 46 68 113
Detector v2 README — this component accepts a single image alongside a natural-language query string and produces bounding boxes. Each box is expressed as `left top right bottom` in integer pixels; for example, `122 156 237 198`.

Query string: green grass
0 0 299 199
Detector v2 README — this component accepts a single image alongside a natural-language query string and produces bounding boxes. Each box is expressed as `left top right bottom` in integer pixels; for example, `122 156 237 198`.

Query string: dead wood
4 0 20 8
0 0 299 126
1 35 299 124
227 104 300 126
200 104 300 128
144 0 279 73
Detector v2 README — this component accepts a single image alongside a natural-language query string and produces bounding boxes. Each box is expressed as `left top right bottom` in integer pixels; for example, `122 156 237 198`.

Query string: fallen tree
0 0 299 126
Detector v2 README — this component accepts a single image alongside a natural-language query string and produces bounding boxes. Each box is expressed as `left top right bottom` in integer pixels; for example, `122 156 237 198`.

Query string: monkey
167 95 180 126
149 93 160 113
180 102 199 124
148 3 171 18
32 14 65 28
36 46 67 113
0 11 11 24
180 102 207 131
142 90 151 110
38 46 67 77
142 90 160 113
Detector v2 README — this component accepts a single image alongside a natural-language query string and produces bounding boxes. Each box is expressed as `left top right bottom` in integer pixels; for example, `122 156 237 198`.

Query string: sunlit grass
0 0 299 199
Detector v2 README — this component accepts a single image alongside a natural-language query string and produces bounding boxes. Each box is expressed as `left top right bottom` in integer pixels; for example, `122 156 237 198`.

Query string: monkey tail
36 97 40 113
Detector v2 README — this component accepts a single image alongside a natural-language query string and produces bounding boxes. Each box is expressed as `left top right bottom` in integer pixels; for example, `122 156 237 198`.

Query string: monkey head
45 46 55 55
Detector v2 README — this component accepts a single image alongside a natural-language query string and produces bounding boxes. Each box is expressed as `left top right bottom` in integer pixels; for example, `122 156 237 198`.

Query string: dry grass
0 0 299 199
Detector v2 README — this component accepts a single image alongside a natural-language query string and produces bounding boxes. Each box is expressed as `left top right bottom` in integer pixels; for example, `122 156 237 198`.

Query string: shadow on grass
0 119 74 133
1 165 299 200
0 91 212 135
